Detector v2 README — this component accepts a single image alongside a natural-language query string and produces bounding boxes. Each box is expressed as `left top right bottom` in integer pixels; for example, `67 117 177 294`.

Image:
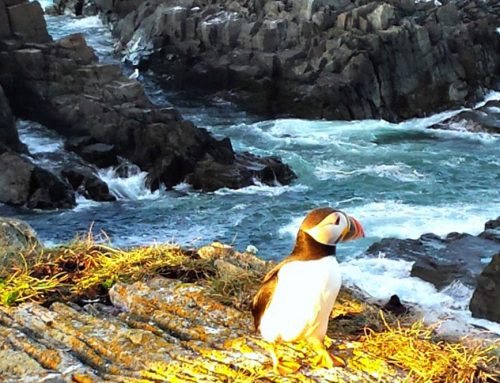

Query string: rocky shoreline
0 0 295 210
86 0 500 121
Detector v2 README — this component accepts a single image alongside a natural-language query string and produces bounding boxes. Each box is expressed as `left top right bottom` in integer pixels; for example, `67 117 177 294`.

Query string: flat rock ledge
1 277 404 383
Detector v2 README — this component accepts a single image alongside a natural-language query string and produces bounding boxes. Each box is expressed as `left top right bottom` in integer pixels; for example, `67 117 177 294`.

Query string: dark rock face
0 84 26 152
0 147 76 209
0 10 295 195
186 152 297 191
429 100 500 134
366 227 500 289
469 253 500 323
100 0 500 121
62 167 116 202
6 1 51 43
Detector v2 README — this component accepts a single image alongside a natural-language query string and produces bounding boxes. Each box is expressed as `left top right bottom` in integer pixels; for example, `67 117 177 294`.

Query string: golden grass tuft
358 312 500 383
1 234 220 306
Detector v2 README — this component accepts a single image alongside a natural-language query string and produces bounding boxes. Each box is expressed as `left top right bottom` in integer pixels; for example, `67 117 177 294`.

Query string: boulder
367 231 500 289
0 148 76 209
469 253 500 323
6 1 51 43
185 152 296 192
62 167 116 202
0 217 42 277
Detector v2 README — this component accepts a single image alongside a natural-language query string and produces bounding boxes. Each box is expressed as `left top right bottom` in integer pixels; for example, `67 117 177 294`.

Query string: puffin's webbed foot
269 343 301 375
309 338 345 369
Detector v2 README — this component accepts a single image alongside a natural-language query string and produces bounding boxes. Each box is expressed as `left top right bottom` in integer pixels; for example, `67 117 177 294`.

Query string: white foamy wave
17 120 64 154
214 181 309 196
98 167 163 200
249 118 387 147
73 195 103 212
347 200 498 239
341 256 500 336
315 161 426 182
37 0 53 10
427 127 499 143
475 90 500 108
279 200 499 240
70 15 105 28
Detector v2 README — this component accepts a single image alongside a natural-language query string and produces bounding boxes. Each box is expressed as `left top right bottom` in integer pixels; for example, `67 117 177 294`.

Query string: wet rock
480 217 500 243
99 0 499 121
367 230 500 289
0 148 76 209
0 22 295 193
428 101 500 134
27 167 77 209
185 152 296 192
0 217 42 277
62 167 116 202
469 253 500 323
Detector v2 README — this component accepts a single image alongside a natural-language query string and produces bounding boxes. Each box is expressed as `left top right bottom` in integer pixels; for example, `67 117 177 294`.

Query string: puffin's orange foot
309 338 346 369
272 359 302 375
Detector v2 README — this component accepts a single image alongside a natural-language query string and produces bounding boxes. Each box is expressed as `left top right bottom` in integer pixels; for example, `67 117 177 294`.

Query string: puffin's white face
303 210 364 245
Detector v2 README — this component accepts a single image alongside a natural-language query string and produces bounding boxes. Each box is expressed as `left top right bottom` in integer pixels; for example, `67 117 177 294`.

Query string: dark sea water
2 10 500 335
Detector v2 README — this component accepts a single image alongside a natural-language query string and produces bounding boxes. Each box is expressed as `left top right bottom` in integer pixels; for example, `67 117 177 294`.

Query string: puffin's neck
290 230 336 261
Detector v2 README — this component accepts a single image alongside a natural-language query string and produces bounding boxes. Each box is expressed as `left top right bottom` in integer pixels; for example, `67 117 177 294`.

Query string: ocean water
4 9 500 335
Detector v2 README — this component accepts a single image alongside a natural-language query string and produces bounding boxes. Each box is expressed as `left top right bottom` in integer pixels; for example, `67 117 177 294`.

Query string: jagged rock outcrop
99 0 499 121
366 218 500 289
0 1 295 200
429 100 500 134
0 217 42 277
470 252 500 323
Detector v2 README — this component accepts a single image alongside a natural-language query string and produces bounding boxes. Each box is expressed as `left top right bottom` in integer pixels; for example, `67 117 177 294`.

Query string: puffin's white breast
259 256 341 343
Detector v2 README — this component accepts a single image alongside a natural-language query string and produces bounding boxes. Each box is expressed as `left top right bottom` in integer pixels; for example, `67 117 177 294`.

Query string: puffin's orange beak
339 215 365 242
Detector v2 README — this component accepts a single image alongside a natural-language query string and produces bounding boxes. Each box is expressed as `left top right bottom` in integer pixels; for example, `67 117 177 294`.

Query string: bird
128 68 140 80
251 207 365 374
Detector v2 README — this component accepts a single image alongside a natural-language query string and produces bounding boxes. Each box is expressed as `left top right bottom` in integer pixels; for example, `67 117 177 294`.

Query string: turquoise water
3 11 500 334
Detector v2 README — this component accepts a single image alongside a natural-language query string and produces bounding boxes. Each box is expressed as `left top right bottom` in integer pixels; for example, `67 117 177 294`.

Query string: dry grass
358 312 500 383
1 235 498 383
0 233 246 307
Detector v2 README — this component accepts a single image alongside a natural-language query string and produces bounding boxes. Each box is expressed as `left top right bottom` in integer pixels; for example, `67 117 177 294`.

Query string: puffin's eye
334 215 340 225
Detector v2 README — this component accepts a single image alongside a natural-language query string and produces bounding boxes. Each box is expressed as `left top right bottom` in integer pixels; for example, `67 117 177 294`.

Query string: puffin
251 207 365 373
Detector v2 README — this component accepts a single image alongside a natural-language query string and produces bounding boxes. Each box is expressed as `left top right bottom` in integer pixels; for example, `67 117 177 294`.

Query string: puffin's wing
251 273 278 332
251 259 294 332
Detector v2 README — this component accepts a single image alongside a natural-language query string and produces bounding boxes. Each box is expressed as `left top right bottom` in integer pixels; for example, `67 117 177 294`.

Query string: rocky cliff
0 0 295 210
96 0 499 120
